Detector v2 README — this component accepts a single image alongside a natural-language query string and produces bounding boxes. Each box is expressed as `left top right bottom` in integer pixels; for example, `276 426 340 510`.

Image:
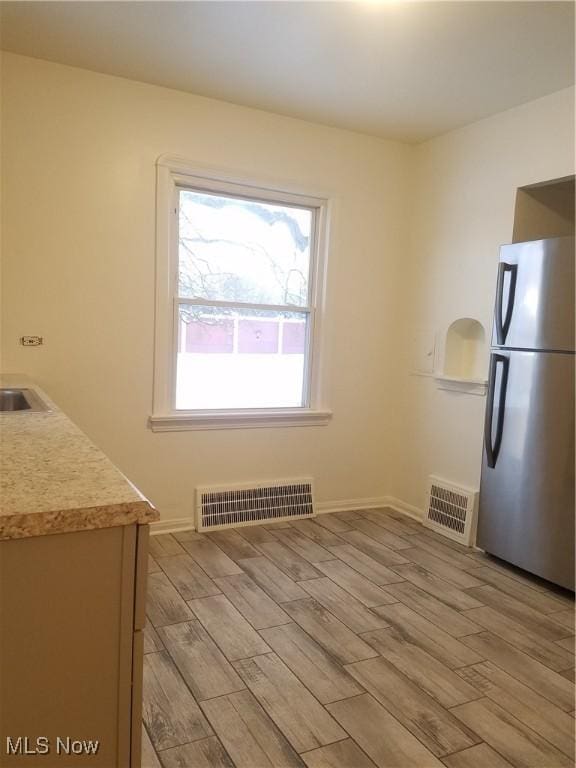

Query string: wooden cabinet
0 523 150 767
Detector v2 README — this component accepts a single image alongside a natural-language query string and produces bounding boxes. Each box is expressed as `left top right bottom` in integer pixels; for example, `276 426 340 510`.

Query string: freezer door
492 237 574 352
478 350 575 590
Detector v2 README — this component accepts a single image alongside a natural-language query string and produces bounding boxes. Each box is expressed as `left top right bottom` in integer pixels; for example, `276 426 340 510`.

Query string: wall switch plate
20 336 43 346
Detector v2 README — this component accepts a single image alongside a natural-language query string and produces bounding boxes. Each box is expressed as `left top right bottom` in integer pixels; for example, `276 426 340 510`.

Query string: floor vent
424 476 478 546
196 478 315 531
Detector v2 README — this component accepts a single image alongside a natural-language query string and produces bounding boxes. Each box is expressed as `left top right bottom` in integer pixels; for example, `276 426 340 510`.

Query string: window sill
148 408 333 432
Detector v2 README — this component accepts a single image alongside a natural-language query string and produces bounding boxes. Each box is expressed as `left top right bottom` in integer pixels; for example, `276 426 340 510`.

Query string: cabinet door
133 525 150 631
129 525 150 767
0 525 136 767
130 631 144 768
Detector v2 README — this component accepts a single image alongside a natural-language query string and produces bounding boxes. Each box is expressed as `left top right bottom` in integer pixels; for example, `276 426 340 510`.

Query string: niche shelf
513 176 574 243
434 318 487 395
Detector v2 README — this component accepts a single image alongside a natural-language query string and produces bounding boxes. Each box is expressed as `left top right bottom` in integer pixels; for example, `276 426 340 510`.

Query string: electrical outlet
20 336 43 346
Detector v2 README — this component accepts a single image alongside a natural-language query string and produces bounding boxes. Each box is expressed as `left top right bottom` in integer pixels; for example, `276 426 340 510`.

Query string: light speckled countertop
0 374 158 540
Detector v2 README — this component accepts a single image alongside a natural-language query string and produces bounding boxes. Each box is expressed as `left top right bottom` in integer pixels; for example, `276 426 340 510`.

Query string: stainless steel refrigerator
478 236 575 591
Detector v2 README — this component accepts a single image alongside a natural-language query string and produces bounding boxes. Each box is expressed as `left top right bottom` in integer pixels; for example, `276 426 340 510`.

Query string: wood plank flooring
143 508 575 768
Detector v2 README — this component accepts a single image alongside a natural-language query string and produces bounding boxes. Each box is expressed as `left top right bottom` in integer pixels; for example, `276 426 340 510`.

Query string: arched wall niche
443 318 486 381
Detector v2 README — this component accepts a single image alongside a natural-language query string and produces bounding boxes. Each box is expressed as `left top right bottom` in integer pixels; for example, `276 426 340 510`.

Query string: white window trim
150 155 332 431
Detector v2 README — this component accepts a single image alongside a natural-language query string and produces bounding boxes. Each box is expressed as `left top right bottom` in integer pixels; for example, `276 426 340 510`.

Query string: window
151 156 332 431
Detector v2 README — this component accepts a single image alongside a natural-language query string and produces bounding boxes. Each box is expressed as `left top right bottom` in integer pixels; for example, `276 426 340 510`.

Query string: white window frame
150 155 332 431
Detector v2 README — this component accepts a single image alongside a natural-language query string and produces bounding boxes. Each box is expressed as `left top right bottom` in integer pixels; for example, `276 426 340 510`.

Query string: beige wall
389 86 575 513
0 53 413 523
2 53 573 525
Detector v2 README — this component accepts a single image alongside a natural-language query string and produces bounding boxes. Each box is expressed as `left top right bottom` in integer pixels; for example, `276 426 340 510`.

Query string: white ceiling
0 1 573 142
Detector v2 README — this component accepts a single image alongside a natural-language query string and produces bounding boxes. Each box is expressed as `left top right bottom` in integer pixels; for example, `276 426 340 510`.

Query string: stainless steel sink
0 388 49 412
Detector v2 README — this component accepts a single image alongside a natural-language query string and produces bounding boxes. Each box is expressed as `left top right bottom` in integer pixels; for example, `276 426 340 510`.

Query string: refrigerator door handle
495 262 518 345
485 353 510 469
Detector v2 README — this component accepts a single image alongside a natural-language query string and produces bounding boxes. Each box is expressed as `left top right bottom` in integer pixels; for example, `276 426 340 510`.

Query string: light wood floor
142 508 575 768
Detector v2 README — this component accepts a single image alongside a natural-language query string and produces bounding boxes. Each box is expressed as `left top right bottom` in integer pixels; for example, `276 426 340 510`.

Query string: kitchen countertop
0 374 158 540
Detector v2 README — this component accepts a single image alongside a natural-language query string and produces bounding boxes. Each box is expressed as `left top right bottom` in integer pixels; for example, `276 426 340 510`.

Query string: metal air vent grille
196 478 314 531
425 476 478 546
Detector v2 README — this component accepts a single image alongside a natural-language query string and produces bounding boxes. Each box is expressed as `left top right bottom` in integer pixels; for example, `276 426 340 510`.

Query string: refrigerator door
492 236 574 352
478 349 575 590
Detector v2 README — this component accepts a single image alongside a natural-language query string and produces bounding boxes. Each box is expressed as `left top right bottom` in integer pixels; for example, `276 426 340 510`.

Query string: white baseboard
383 496 425 523
315 496 389 515
317 495 425 524
150 494 425 535
150 516 196 535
